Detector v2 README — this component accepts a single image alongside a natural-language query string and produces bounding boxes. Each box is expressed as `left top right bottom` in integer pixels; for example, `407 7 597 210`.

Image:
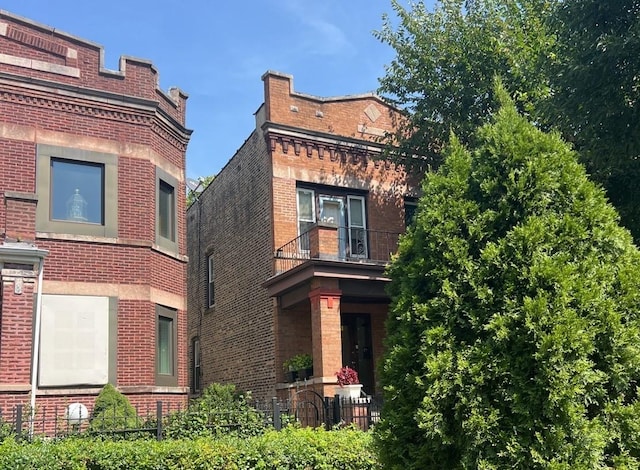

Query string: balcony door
347 196 367 258
319 196 347 259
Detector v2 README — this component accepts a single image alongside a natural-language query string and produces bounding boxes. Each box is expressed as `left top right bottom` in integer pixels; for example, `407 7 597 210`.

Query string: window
155 168 179 252
207 254 215 307
347 195 367 257
39 295 117 387
158 180 175 241
191 337 201 394
51 159 104 224
296 186 369 259
296 189 316 251
36 145 118 237
404 198 419 228
156 305 178 386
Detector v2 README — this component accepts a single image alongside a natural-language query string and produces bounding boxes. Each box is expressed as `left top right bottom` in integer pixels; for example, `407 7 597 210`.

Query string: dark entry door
341 313 374 395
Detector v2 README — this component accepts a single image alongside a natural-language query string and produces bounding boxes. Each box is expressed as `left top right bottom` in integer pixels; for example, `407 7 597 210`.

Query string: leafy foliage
186 175 214 206
376 91 640 469
0 427 377 470
545 0 640 242
376 0 640 242
0 416 14 440
375 0 554 171
283 353 313 371
164 383 265 439
89 384 139 432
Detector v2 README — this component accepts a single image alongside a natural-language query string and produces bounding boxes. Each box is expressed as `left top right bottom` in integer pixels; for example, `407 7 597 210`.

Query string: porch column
309 284 342 397
0 266 37 387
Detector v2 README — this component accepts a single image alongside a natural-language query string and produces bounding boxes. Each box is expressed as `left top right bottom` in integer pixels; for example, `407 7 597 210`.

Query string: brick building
0 11 191 415
187 71 418 400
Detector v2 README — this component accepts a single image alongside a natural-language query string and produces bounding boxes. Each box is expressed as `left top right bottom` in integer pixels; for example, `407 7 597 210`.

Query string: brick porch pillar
309 283 342 397
0 268 37 388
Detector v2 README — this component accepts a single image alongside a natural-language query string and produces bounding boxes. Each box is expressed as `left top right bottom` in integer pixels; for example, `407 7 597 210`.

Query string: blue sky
2 1 430 179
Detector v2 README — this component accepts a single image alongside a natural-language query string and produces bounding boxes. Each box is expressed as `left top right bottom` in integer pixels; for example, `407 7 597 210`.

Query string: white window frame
347 195 367 258
296 188 316 252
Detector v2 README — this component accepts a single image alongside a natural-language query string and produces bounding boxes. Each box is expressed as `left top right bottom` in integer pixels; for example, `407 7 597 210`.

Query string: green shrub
0 427 378 469
376 88 640 468
0 415 14 440
89 384 140 432
164 383 265 439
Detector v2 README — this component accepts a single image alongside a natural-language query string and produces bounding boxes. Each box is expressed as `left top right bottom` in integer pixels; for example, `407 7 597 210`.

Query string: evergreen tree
375 88 640 469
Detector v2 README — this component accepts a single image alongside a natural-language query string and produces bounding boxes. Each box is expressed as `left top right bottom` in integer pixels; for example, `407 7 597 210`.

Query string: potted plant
335 366 362 400
294 353 313 380
282 357 298 383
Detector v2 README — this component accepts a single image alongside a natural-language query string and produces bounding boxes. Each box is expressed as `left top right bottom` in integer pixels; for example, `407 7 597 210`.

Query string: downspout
29 257 45 438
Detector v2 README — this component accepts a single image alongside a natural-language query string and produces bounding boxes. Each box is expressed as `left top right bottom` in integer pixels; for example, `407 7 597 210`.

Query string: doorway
341 313 374 395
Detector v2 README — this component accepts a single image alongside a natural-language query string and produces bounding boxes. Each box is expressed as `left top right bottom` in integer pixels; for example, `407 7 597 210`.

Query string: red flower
335 366 359 386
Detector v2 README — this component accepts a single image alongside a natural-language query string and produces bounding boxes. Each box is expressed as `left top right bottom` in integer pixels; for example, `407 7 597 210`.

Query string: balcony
264 224 401 302
274 224 401 274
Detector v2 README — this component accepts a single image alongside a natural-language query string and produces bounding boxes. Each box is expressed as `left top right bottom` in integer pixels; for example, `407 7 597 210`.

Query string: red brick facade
0 11 191 417
187 71 419 400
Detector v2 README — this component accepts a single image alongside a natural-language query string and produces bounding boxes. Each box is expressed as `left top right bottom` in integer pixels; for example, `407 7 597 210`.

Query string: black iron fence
274 226 401 273
1 395 383 441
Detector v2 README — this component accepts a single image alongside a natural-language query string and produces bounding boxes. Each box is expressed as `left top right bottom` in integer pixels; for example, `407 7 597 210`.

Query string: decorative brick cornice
0 86 152 125
1 84 189 153
264 125 400 172
152 114 190 151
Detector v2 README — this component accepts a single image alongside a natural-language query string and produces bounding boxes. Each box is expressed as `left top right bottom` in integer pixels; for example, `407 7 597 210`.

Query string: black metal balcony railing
274 226 401 274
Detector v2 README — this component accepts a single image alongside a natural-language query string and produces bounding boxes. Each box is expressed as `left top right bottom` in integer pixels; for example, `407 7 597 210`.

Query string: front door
341 313 374 395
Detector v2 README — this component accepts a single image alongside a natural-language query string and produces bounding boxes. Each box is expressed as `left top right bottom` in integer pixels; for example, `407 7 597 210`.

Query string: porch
264 224 401 400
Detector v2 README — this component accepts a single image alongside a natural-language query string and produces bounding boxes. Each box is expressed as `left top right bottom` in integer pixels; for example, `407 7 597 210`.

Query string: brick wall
0 11 190 410
187 130 275 398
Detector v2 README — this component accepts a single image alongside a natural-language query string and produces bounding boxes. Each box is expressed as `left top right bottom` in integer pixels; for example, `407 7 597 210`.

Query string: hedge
0 426 379 470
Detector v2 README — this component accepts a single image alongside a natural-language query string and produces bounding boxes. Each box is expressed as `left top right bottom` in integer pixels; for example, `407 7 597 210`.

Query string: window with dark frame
191 336 201 393
404 198 419 228
156 305 178 386
207 254 215 307
158 179 175 241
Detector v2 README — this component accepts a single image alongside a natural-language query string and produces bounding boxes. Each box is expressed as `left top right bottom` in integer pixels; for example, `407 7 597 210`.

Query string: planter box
285 370 298 383
297 367 313 380
335 384 363 401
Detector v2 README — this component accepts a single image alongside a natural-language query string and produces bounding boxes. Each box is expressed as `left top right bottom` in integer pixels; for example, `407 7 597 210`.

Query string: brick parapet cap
0 10 190 124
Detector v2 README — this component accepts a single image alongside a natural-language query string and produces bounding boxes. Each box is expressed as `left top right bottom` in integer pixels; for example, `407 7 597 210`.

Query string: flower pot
285 370 298 383
297 367 313 380
335 384 363 401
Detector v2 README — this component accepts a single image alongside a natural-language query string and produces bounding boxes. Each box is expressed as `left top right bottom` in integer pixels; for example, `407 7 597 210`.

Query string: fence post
333 395 341 427
272 397 281 431
15 404 23 440
323 397 332 429
156 401 163 441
